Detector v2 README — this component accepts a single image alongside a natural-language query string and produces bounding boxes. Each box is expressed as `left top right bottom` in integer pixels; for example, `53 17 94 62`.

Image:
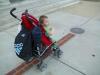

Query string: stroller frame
10 8 63 71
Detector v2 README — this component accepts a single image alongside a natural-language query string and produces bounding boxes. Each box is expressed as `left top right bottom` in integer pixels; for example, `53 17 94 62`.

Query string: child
39 15 63 58
39 15 54 38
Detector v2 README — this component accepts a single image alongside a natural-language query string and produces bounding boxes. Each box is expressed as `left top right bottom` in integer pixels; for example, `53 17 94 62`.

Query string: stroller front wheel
53 48 63 58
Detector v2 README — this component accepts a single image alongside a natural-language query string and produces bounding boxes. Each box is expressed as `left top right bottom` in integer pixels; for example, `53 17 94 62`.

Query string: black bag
14 28 33 61
32 26 43 57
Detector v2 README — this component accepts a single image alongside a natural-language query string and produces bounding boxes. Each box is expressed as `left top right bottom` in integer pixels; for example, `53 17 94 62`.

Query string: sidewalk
0 1 100 75
0 0 79 31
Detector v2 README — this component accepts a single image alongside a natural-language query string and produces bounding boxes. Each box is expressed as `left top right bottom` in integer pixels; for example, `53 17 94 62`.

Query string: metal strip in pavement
6 33 75 75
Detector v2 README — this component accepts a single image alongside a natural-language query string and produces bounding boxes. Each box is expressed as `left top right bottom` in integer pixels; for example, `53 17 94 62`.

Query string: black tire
57 50 63 58
53 48 63 58
37 62 47 72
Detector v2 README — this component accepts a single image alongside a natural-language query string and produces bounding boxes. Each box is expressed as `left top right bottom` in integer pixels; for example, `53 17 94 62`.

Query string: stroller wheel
53 49 63 58
57 50 63 58
37 62 47 72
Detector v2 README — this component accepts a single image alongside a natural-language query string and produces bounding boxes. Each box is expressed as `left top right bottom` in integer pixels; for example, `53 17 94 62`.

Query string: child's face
43 18 49 26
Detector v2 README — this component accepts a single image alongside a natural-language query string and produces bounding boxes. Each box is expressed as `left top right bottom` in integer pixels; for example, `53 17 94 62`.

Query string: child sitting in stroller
39 15 63 58
15 11 62 59
11 8 63 71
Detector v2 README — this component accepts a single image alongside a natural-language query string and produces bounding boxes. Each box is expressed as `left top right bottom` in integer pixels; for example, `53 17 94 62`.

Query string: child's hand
49 27 55 35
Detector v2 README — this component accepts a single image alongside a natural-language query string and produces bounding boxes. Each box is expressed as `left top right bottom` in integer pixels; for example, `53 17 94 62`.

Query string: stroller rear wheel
37 60 47 72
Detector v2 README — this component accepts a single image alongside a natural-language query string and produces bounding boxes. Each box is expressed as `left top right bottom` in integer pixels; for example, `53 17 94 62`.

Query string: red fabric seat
21 13 52 46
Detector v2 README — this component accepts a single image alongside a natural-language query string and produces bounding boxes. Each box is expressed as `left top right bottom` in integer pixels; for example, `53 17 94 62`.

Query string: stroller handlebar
10 8 21 21
10 8 17 18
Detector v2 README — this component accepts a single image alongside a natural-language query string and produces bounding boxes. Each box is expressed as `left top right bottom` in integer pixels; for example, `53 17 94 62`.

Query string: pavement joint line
0 0 53 17
0 1 79 28
4 30 16 38
53 57 87 75
0 0 75 18
0 0 76 11
5 0 79 19
0 5 67 26
1 1 79 23
40 1 80 17
78 14 98 27
79 18 93 27
0 23 18 32
0 0 59 10
0 0 41 10
86 31 100 37
71 17 92 29
0 1 80 31
0 18 18 27
6 33 75 75
73 15 100 36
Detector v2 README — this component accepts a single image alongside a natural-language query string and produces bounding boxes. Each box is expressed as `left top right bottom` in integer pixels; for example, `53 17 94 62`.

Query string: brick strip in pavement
6 33 75 75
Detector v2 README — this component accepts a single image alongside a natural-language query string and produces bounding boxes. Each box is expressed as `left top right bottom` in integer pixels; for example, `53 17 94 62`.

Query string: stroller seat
21 11 53 59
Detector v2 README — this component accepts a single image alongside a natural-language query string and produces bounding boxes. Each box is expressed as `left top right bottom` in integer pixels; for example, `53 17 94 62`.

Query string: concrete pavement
0 0 79 31
0 1 100 75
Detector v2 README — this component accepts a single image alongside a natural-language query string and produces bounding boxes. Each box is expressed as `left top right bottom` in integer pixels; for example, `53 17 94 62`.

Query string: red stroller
10 8 63 71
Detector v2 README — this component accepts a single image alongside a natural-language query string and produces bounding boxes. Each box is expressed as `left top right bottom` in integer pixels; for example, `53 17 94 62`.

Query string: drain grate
70 28 85 34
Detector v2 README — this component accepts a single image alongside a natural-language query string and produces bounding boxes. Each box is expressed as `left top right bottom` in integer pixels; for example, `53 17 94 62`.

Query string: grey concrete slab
0 32 23 75
4 25 19 37
47 11 89 40
1 1 100 75
5 10 89 41
61 1 100 17
2 8 89 75
23 56 82 75
57 4 100 75
79 16 100 37
60 28 100 75
0 0 79 31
